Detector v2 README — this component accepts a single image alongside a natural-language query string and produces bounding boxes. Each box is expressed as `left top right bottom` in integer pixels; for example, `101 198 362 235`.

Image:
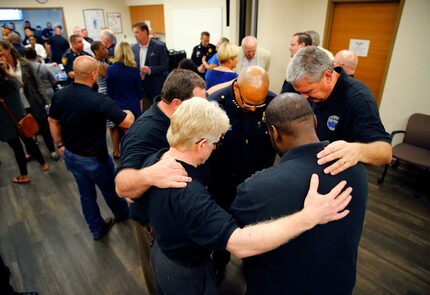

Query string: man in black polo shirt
48 25 69 65
286 46 392 175
115 69 206 294
136 97 353 295
48 56 134 240
230 93 368 294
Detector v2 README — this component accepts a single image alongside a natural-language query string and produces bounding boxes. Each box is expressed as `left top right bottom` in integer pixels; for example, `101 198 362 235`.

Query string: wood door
129 5 165 33
324 1 403 105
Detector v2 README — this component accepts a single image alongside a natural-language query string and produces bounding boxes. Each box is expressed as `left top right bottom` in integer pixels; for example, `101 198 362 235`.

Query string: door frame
322 0 405 105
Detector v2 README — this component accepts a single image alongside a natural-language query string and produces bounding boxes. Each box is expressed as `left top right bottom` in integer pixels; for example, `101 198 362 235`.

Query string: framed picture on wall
106 12 122 33
83 9 105 39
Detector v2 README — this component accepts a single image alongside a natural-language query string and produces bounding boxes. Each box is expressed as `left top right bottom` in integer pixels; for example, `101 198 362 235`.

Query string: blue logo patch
327 115 339 131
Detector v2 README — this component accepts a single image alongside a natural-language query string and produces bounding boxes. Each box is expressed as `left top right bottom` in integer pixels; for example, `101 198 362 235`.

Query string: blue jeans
63 149 129 237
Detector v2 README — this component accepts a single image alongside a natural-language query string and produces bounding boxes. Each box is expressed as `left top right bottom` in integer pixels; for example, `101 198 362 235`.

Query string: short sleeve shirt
311 68 390 144
49 83 125 157
136 150 238 266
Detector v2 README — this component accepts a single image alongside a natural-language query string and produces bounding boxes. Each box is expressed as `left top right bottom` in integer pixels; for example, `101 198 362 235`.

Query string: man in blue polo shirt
49 56 134 240
286 46 392 175
231 93 368 294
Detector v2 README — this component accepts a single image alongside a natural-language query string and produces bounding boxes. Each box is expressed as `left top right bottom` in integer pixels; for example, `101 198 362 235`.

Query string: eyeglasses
236 85 266 109
195 138 222 149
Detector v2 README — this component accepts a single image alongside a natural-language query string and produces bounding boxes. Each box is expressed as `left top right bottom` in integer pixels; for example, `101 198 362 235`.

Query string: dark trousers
132 221 157 295
150 241 217 295
7 136 45 175
0 254 15 295
35 116 55 153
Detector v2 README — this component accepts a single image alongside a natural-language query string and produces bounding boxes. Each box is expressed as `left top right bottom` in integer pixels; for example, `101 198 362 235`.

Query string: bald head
234 66 269 110
73 56 98 81
241 35 257 60
334 50 358 76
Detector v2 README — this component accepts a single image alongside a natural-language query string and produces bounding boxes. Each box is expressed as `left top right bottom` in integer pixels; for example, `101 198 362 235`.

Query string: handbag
0 97 39 138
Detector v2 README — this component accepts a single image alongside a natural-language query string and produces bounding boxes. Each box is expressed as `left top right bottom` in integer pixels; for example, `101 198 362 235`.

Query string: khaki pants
132 220 157 295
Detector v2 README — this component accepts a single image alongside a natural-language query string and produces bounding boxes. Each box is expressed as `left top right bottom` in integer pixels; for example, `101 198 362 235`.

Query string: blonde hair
217 42 240 64
167 97 229 150
113 41 137 67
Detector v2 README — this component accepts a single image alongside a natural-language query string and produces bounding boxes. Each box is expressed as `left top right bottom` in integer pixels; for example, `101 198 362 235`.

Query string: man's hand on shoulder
317 140 360 175
146 157 192 189
303 174 352 227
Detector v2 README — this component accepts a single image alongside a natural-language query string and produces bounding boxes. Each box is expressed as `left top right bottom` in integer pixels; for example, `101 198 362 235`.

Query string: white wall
379 0 430 140
163 0 239 51
258 0 327 93
1 0 134 44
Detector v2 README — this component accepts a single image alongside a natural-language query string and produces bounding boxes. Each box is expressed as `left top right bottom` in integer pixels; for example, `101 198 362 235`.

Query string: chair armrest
390 130 406 144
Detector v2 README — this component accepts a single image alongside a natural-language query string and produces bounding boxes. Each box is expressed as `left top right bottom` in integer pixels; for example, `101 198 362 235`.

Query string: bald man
334 50 359 77
235 35 271 73
207 65 277 279
48 56 134 240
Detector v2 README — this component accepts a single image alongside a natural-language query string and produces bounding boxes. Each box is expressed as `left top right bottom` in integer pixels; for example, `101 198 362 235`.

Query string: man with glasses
207 65 277 280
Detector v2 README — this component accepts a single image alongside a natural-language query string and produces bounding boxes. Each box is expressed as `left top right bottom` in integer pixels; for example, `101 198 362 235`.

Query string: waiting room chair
378 113 430 184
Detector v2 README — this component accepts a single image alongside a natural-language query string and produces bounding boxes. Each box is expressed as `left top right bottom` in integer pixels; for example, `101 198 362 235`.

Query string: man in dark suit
132 22 169 111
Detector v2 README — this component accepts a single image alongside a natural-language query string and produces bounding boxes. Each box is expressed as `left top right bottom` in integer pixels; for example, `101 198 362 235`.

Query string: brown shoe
41 163 49 171
12 176 31 184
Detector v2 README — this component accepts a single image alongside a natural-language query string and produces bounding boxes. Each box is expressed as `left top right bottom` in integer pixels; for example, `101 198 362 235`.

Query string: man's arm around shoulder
226 174 352 258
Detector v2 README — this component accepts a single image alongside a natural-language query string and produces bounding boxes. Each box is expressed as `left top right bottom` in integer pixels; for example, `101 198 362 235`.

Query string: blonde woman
205 42 240 89
106 41 142 158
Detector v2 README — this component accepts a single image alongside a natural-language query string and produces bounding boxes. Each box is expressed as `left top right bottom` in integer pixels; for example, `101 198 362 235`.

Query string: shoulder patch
327 115 340 131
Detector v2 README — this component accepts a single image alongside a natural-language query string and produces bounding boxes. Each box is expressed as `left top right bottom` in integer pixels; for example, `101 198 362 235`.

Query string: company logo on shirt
327 115 339 131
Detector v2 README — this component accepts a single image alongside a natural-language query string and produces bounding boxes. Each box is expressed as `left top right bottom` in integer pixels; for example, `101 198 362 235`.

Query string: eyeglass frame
195 138 222 149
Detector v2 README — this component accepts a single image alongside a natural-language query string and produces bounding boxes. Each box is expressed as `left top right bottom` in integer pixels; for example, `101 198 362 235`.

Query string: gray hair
100 29 114 42
287 46 333 84
305 30 320 46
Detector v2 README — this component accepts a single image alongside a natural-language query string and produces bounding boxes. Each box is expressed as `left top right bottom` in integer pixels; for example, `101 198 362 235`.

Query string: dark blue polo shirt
136 149 238 266
311 68 390 144
116 97 170 222
207 85 277 209
230 141 368 295
49 83 125 158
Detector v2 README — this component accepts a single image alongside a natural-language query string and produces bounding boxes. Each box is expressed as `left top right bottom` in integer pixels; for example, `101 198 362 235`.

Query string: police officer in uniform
207 65 277 279
191 31 216 79
62 34 92 84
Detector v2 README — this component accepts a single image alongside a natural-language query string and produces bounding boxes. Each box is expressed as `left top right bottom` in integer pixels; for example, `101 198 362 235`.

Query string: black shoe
93 217 115 240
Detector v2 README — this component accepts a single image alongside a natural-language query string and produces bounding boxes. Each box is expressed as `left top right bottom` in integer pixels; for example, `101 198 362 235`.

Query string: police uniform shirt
207 85 276 208
62 49 92 82
230 141 368 295
135 148 238 266
107 44 116 64
191 43 217 66
311 68 390 144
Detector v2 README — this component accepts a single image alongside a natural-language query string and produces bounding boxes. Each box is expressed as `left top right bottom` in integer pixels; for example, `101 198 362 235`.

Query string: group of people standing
1 22 393 295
